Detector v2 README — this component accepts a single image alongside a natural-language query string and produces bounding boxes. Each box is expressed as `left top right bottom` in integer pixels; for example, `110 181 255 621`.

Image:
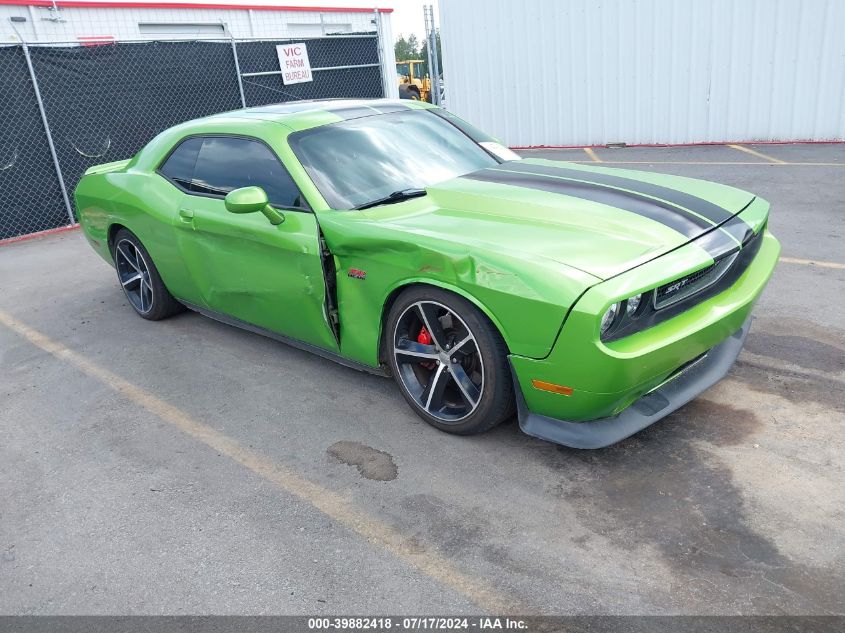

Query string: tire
385 286 515 435
399 84 421 100
112 228 184 321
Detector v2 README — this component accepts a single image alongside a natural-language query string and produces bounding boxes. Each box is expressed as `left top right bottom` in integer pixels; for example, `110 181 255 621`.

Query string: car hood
374 159 756 280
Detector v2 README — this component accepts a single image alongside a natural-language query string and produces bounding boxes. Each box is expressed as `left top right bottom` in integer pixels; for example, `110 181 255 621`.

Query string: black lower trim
180 301 388 377
512 316 752 449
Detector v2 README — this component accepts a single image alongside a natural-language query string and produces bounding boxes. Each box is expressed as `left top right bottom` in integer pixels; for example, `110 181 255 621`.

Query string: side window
192 136 308 209
159 137 203 189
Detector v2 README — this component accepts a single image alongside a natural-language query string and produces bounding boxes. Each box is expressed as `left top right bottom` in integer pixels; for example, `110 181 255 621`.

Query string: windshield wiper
354 188 427 210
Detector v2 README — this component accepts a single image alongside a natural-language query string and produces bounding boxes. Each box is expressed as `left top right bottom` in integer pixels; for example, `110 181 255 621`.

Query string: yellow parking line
582 147 602 162
780 256 845 270
567 161 845 166
0 309 518 614
728 144 788 164
740 352 845 383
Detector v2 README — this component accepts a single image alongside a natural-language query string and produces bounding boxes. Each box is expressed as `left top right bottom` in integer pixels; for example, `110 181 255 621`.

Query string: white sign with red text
277 43 313 85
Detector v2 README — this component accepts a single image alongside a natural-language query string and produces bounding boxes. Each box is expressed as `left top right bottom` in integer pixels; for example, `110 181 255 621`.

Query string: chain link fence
0 34 384 241
0 45 71 239
238 36 383 106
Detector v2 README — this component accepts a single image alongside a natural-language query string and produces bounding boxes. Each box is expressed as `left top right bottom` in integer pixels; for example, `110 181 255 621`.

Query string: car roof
208 98 439 132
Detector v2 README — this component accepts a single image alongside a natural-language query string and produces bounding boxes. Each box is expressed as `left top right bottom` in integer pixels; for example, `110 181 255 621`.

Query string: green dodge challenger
75 99 780 448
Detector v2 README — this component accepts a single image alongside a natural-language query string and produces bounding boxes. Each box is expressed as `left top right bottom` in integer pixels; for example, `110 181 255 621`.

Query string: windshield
289 109 498 209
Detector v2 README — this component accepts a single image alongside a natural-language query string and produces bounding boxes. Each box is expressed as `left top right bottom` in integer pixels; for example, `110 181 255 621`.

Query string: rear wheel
112 228 183 321
385 287 515 435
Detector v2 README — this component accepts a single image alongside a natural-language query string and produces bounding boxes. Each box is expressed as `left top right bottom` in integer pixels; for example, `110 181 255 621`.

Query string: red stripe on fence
0 0 392 12
78 36 116 46
0 224 80 247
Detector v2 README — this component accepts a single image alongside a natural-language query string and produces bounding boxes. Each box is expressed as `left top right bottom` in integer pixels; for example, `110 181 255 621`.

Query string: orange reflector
531 380 573 396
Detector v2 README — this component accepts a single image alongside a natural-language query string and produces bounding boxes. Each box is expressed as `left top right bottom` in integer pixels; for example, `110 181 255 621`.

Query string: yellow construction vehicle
396 60 431 102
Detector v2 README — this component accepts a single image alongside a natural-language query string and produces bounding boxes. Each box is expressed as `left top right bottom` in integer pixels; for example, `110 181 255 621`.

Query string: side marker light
531 380 574 396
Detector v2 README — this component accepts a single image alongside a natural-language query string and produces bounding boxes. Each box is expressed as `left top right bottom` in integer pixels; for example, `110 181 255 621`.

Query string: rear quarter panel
75 169 200 304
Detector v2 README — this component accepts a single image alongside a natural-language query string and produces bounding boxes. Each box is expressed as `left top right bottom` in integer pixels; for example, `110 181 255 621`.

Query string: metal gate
0 33 385 242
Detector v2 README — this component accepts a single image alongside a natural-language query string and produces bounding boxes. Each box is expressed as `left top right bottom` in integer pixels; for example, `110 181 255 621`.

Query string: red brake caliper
417 326 432 345
417 326 436 369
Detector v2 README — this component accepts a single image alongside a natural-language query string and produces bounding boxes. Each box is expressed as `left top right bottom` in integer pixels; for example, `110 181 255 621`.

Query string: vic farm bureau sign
276 43 313 85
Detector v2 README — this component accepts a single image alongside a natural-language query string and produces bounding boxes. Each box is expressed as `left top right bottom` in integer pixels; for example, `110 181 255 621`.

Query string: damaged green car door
165 134 338 351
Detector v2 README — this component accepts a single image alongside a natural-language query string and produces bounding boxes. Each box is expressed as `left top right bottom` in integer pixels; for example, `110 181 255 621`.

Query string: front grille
654 250 740 309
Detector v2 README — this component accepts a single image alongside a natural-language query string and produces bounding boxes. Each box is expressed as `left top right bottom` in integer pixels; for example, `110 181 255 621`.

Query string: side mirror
224 186 284 225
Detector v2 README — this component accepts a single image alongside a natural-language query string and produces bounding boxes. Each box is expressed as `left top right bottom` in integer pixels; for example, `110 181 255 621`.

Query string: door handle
178 208 194 221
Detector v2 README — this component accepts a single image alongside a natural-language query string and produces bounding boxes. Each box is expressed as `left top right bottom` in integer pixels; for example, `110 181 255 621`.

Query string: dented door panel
174 197 338 352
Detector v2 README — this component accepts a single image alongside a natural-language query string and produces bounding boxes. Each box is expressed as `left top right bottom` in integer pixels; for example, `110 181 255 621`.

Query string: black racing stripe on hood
463 168 709 239
718 213 757 246
694 226 743 260
692 206 757 258
501 162 736 225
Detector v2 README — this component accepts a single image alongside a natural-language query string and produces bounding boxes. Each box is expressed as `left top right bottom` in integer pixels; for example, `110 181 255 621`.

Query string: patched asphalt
1 143 843 615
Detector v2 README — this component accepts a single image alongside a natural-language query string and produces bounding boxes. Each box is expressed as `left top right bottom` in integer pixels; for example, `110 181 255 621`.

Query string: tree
394 33 420 61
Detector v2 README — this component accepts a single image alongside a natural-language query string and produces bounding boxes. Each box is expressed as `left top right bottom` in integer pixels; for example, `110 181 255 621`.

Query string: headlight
600 292 650 341
626 293 642 316
600 302 620 334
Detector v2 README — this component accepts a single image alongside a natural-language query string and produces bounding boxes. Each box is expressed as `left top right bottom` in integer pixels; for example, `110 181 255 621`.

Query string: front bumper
508 227 780 448
512 316 750 449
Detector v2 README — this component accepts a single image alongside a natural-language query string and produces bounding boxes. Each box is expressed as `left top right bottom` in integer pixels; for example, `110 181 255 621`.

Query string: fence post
430 7 442 106
223 23 247 108
372 8 384 97
10 26 75 226
373 8 399 99
424 4 442 106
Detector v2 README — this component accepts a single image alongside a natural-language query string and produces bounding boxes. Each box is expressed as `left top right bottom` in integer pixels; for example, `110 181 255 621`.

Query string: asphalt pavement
1 142 843 615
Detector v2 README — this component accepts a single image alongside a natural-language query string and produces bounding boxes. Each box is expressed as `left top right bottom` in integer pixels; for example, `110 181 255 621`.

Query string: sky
381 0 439 41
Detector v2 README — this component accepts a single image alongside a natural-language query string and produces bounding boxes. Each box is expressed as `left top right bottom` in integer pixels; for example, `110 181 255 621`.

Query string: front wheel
385 287 515 435
398 84 421 100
